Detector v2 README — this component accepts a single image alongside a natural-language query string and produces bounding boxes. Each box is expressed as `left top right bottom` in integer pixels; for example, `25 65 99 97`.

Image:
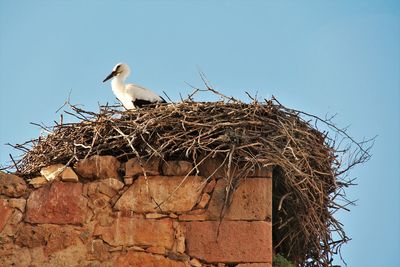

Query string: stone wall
0 155 272 267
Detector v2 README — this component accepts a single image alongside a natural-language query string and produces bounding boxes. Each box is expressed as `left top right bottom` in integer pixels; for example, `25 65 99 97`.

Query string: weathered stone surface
15 224 81 254
89 239 110 261
125 157 160 177
0 171 26 197
207 178 272 220
197 155 227 178
203 179 216 193
61 167 79 182
115 251 186 267
74 155 120 180
0 199 13 232
162 160 193 176
145 212 168 219
1 209 23 237
115 176 205 213
236 263 272 267
94 216 174 249
97 182 117 198
189 258 202 267
29 176 48 188
7 198 26 212
40 164 65 181
0 245 32 267
196 193 210 209
26 181 87 224
173 221 185 253
100 178 124 191
146 246 166 255
184 221 272 263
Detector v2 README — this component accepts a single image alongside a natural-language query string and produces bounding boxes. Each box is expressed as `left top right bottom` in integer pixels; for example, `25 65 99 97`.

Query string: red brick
207 178 272 220
0 199 13 232
0 172 26 197
94 216 174 249
115 251 186 267
25 181 87 224
162 160 193 176
114 176 205 213
184 221 272 263
74 155 120 180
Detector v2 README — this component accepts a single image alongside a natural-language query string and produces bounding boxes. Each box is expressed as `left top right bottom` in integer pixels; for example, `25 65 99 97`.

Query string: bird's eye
115 65 121 71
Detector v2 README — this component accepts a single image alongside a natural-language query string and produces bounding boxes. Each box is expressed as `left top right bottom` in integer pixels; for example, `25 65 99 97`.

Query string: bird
103 63 166 109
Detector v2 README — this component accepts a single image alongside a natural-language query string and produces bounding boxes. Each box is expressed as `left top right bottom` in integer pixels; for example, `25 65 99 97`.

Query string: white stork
103 63 166 109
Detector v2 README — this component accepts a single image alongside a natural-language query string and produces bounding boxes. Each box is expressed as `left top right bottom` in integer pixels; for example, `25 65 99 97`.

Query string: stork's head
103 63 131 82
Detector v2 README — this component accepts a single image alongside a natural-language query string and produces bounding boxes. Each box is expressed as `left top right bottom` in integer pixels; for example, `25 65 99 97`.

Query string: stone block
94 216 174 249
184 221 272 263
7 198 26 213
114 176 205 213
40 164 65 181
74 155 120 180
206 178 272 221
197 155 227 178
29 176 48 188
162 160 193 176
25 181 87 224
61 167 79 182
196 193 210 209
0 171 26 197
125 157 160 177
115 251 186 267
0 199 13 232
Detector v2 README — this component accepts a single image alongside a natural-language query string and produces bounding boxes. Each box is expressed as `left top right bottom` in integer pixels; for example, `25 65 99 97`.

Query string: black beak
103 71 117 83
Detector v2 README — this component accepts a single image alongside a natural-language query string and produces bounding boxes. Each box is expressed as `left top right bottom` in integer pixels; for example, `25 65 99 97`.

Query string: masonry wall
0 155 272 267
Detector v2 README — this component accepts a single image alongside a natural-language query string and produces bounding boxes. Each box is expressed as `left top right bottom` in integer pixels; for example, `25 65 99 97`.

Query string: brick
100 178 124 191
7 198 26 213
203 179 216 193
207 178 272 220
0 199 13 232
40 164 65 181
125 157 160 177
115 176 205 213
94 216 174 249
61 167 79 182
29 176 48 188
74 155 120 180
183 221 272 263
197 155 227 178
162 160 193 176
25 181 87 224
0 171 26 197
196 193 210 209
115 251 186 267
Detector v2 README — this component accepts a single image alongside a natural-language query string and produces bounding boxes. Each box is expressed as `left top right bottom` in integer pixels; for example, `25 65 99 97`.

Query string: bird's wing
125 83 164 103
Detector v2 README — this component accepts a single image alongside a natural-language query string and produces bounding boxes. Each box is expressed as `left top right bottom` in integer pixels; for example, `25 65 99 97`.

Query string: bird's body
103 63 165 109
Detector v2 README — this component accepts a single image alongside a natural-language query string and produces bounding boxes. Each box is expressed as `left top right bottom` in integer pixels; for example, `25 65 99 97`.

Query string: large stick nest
4 89 372 266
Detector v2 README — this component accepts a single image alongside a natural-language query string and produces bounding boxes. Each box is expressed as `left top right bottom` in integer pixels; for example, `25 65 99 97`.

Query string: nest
4 89 372 266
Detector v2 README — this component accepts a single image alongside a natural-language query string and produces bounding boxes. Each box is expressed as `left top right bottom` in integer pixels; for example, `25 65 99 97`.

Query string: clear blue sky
0 1 399 266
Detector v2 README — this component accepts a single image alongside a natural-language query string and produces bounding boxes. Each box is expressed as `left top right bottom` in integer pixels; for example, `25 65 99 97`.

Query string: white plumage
103 63 165 109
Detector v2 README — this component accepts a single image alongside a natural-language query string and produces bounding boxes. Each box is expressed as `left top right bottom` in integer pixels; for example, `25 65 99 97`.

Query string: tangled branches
4 89 372 266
